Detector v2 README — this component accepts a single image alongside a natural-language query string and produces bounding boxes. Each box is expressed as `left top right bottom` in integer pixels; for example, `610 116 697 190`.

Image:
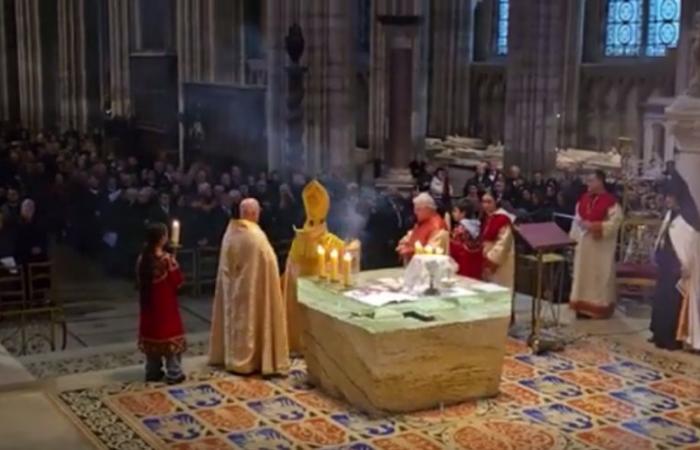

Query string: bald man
209 198 290 376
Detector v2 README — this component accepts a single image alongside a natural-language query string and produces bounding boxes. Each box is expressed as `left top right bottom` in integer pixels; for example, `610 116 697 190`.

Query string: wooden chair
196 247 220 295
616 217 661 301
27 261 67 351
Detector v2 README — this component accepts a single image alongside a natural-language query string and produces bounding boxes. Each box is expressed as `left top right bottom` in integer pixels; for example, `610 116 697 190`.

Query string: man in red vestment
396 193 448 263
449 199 483 279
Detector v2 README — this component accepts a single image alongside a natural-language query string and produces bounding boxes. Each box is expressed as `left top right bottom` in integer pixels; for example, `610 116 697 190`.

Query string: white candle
342 252 353 286
317 245 327 279
435 246 445 255
424 244 434 255
171 220 181 246
414 241 424 255
329 249 339 282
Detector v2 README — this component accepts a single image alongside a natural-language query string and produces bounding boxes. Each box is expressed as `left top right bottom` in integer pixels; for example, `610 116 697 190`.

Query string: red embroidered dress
449 226 483 279
137 253 186 356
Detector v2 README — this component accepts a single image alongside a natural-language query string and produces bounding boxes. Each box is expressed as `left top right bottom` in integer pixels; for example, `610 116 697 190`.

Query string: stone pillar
376 15 420 188
107 0 131 116
667 95 700 216
504 0 584 173
15 0 44 130
0 0 18 122
266 0 355 175
675 0 700 95
57 0 88 131
211 0 244 84
369 0 428 166
427 0 474 137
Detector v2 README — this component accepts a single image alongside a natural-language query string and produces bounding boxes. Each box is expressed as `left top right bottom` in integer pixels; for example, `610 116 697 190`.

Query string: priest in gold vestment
282 180 354 353
209 198 290 376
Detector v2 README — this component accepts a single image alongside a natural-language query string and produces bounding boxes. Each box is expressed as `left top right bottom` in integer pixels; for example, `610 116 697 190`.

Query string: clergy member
480 192 516 290
653 170 700 351
569 170 623 319
209 198 290 376
282 180 351 354
396 193 449 263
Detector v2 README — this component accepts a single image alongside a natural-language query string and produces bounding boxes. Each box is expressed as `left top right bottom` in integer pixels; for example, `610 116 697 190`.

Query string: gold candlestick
414 241 424 255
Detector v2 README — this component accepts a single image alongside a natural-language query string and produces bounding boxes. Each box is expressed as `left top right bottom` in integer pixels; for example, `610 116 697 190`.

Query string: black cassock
650 218 683 350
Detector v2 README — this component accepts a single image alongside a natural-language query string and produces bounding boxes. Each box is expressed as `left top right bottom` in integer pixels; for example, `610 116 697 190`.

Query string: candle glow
317 245 327 279
171 220 181 246
329 249 340 282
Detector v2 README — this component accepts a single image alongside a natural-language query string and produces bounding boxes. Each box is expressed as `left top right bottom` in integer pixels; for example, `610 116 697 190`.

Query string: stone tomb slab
297 269 511 415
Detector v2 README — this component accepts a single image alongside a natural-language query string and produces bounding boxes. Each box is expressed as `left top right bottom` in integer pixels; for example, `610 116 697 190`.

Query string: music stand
515 222 575 354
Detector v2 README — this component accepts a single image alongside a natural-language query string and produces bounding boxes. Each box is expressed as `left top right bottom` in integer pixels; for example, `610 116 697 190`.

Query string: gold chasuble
209 219 290 376
282 180 358 353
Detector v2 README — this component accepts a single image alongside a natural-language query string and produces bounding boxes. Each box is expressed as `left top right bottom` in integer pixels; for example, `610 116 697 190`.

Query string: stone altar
296 269 511 415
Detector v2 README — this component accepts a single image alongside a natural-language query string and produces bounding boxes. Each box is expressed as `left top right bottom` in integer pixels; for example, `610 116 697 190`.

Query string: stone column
265 0 355 175
675 0 700 95
15 0 44 130
0 0 18 122
211 0 244 84
57 0 88 131
376 15 420 188
504 0 584 173
369 0 428 166
427 0 474 137
107 0 131 116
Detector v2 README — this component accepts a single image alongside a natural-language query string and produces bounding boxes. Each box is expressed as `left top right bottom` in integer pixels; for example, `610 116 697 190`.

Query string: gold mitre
302 180 330 227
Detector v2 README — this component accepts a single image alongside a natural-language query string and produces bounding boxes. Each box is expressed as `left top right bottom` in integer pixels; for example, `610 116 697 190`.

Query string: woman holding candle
136 223 186 384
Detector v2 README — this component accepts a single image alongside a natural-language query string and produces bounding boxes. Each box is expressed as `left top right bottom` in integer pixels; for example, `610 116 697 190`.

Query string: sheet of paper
471 283 509 293
345 290 418 307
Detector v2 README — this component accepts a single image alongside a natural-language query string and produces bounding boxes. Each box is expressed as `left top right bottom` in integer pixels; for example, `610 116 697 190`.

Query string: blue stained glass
496 0 509 56
646 0 680 56
605 0 644 56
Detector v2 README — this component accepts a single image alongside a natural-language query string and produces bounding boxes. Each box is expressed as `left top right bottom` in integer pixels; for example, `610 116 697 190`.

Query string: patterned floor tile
280 417 350 447
214 378 277 401
142 412 212 444
621 416 700 447
195 405 261 432
599 359 664 384
168 384 229 410
567 394 643 422
649 377 700 403
56 338 700 449
519 375 584 399
575 425 656 450
246 395 310 423
558 367 626 392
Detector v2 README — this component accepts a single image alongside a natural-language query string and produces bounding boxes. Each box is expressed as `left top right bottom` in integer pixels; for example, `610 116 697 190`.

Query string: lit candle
342 252 353 286
171 220 181 246
424 244 434 255
435 246 445 255
329 249 339 282
317 245 327 280
414 241 424 255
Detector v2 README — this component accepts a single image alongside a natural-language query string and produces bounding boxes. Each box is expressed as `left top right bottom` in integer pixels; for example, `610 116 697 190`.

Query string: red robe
449 226 483 279
406 213 447 249
576 191 617 239
138 253 186 356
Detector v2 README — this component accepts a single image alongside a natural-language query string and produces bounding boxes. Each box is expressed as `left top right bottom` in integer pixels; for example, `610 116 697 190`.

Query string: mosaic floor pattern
55 337 700 450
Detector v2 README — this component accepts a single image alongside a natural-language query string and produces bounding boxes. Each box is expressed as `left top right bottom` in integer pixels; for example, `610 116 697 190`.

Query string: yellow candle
317 245 327 279
435 246 445 256
342 252 353 286
424 244 434 255
329 249 339 282
171 220 181 246
414 241 423 255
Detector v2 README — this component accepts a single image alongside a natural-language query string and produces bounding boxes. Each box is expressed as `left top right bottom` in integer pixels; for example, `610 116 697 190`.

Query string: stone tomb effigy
297 268 511 415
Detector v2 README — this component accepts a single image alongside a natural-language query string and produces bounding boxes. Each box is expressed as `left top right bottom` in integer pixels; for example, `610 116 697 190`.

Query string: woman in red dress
137 223 186 384
449 199 483 279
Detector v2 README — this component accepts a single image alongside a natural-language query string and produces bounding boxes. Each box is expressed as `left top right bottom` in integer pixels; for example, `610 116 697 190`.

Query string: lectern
515 222 575 354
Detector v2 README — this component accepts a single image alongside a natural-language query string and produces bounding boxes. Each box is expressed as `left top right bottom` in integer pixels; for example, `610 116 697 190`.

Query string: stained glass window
605 0 644 56
646 0 680 56
496 0 509 56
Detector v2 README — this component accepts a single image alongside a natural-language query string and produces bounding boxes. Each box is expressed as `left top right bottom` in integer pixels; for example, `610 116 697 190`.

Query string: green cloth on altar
297 268 511 334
